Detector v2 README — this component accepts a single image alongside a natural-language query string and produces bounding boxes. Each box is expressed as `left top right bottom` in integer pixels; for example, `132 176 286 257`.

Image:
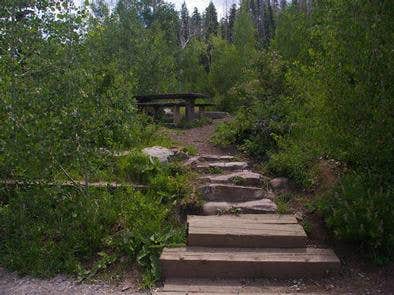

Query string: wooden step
160 247 340 279
198 184 265 202
157 279 328 294
187 215 306 248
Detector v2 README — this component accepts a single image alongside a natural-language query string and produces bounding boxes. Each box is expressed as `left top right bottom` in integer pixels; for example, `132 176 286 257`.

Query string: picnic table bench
135 93 215 124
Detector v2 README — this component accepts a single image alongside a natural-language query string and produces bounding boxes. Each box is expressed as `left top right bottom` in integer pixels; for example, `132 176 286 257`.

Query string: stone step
198 184 265 202
199 170 263 186
160 247 340 279
203 199 277 215
185 155 236 167
195 162 248 173
198 155 236 162
187 215 306 248
157 279 328 294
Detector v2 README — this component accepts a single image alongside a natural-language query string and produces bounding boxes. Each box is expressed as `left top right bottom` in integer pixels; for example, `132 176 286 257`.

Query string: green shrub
117 151 162 184
317 172 394 263
0 184 186 286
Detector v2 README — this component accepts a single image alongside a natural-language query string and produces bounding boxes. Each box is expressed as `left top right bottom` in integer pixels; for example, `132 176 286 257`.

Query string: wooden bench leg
185 102 195 122
153 106 160 120
173 106 181 125
199 106 206 117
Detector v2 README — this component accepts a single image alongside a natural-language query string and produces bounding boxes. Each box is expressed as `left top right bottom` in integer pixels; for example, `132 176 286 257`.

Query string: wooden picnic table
135 93 214 124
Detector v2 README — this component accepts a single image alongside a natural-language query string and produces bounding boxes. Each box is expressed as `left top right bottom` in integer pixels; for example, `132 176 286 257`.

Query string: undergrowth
0 152 191 288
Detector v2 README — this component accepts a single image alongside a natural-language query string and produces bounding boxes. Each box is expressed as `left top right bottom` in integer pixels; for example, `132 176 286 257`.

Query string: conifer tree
219 17 229 40
180 1 190 47
280 0 287 9
203 1 219 40
228 3 238 43
190 7 202 38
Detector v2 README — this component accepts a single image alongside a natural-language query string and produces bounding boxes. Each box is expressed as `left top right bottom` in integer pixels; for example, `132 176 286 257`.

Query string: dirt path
167 118 233 155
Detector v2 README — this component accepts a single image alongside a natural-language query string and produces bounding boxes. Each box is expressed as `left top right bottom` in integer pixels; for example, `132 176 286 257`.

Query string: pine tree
280 0 287 10
203 1 219 40
272 0 280 13
219 17 229 40
228 3 237 43
264 0 275 43
180 1 190 47
190 7 202 38
256 0 266 44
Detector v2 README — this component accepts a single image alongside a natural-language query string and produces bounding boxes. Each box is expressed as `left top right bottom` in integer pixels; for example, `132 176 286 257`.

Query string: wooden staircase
158 155 340 293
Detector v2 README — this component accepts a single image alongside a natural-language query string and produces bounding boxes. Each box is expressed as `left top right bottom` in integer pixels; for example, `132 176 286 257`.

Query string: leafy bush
212 1 393 261
212 50 287 161
0 174 188 286
317 172 393 263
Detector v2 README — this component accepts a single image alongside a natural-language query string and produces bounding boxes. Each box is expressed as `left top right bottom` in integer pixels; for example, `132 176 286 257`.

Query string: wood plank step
157 279 328 294
187 215 306 248
198 184 265 202
188 214 298 224
160 247 340 279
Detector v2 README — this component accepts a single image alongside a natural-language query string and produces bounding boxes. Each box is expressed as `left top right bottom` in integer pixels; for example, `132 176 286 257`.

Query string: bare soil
166 118 235 156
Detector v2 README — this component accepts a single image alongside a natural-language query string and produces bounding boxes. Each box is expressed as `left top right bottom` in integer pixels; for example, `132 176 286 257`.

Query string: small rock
295 211 303 222
142 146 174 163
270 177 291 193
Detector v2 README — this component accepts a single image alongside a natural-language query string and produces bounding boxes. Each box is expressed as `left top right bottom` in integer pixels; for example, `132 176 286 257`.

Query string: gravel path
0 268 144 295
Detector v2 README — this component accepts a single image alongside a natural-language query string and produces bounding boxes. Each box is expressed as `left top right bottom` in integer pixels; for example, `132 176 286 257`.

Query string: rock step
203 199 277 215
198 155 236 162
185 155 236 167
157 279 326 294
198 184 265 202
160 247 340 279
187 215 306 248
199 170 263 186
195 162 248 173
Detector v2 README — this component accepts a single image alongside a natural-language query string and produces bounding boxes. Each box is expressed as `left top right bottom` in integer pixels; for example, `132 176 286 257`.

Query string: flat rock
203 199 277 215
198 154 235 162
142 146 175 163
200 170 262 186
198 184 264 202
184 155 235 167
196 162 248 173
